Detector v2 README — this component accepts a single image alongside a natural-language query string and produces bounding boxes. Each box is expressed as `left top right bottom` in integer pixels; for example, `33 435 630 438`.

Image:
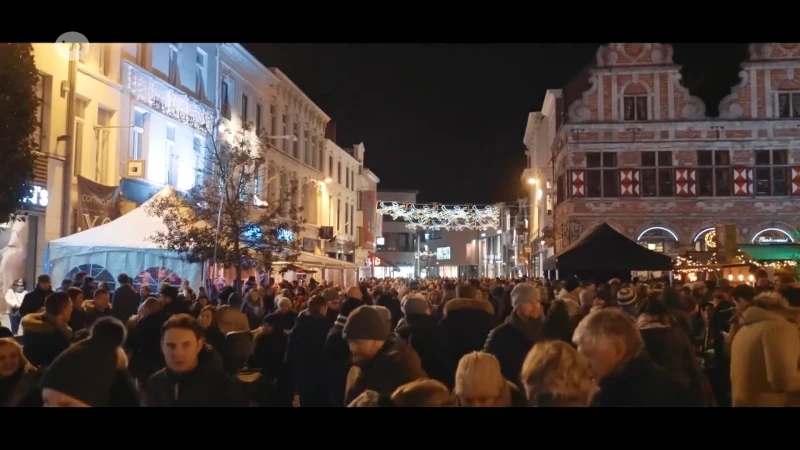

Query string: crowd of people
0 268 799 407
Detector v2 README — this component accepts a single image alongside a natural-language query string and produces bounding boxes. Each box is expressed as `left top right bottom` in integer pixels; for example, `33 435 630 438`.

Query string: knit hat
40 317 127 407
402 296 430 316
691 281 706 291
616 288 637 306
343 305 390 341
608 278 621 286
454 352 504 399
334 297 365 328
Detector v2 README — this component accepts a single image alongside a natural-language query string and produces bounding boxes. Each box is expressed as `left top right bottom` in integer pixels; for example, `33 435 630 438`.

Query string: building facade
375 190 420 278
118 43 218 207
323 131 359 267
530 43 800 263
8 43 378 289
2 43 127 292
422 230 479 278
476 201 528 278
350 146 382 279
523 92 559 277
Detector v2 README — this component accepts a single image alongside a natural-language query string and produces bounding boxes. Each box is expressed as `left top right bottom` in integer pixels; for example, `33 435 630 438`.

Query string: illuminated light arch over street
377 202 500 231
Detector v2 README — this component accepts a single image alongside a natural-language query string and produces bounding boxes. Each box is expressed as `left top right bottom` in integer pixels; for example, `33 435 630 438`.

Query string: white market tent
46 187 203 288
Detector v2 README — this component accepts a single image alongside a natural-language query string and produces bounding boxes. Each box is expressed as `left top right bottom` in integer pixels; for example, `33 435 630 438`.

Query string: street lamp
527 177 537 185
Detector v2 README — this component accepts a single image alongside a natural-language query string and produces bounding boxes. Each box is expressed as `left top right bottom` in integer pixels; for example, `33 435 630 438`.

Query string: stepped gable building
550 43 800 256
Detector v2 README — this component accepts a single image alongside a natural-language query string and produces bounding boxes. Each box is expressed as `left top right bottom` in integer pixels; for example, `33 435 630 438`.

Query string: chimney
325 121 337 142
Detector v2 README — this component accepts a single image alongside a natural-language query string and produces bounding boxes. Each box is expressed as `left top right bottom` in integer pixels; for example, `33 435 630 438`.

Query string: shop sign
757 236 790 244
21 186 48 209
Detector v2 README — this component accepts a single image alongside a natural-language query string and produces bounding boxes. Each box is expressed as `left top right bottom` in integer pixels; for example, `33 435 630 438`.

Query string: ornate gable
596 43 674 67
719 43 800 119
748 43 800 61
566 43 705 123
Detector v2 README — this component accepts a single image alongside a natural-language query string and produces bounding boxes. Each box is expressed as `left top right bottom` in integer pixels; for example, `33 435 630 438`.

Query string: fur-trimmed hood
443 298 494 317
21 311 72 337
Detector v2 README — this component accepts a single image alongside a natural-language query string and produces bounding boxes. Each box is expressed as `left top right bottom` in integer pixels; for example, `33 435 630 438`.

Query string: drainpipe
60 44 78 237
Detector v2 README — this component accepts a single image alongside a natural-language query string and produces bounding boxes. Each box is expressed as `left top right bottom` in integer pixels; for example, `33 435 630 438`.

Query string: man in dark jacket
573 308 699 407
322 290 364 406
112 273 140 323
343 305 427 405
437 283 495 367
18 274 53 317
484 283 543 389
147 314 248 407
21 291 72 367
161 285 191 316
286 295 331 406
395 296 453 388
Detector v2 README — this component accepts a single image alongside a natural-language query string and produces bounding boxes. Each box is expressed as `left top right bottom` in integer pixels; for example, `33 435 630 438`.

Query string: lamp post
211 134 295 279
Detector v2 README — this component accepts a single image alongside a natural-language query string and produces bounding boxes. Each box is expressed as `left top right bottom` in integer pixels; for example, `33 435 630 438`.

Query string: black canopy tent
543 222 673 280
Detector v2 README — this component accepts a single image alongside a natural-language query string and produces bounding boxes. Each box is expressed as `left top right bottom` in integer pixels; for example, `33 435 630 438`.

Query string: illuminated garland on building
673 249 799 275
377 202 500 231
127 63 216 132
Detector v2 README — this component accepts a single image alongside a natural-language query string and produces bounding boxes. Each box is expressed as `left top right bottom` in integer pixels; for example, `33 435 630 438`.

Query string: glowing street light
527 177 537 185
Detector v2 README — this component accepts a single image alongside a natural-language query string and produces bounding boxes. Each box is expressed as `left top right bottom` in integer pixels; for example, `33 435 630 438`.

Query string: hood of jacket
442 298 494 317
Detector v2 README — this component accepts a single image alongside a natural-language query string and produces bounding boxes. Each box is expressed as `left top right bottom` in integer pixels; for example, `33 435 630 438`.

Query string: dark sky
244 43 749 205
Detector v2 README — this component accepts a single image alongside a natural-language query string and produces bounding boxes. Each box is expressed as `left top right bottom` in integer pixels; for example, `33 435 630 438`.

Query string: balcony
125 62 215 133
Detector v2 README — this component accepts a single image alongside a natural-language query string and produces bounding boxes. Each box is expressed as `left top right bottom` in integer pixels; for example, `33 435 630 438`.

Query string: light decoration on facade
377 202 499 231
673 249 799 276
126 63 215 132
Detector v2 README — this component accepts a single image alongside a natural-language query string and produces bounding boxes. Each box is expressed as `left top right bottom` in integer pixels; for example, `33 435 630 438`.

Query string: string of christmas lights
127 64 216 132
377 202 500 231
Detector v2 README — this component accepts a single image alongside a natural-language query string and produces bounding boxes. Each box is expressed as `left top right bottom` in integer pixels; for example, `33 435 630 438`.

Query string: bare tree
147 121 304 289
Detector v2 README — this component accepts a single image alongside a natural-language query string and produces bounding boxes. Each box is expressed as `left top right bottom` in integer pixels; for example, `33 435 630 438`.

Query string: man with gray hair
484 282 543 389
572 308 698 406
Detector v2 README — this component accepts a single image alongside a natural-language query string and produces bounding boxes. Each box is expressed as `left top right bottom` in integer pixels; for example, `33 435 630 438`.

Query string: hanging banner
77 176 120 232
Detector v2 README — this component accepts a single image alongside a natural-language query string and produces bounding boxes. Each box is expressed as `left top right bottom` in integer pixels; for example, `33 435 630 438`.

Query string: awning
274 252 358 270
368 252 399 270
740 244 800 261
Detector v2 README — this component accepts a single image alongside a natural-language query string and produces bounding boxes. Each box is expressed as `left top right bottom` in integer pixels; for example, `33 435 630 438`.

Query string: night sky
244 43 749 205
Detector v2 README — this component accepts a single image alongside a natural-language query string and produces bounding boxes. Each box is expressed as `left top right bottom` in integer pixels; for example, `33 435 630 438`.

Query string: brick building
525 43 800 262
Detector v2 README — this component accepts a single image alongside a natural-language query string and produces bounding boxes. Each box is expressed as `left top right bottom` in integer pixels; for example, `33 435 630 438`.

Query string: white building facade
117 43 218 209
218 44 359 286
375 190 420 278
523 90 560 277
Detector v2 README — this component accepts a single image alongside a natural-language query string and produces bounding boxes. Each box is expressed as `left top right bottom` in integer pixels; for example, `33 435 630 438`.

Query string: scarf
509 310 542 343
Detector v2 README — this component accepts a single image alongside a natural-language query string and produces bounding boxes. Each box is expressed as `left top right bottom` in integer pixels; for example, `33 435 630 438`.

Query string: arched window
63 264 117 290
637 226 678 253
133 267 182 293
751 228 795 244
693 227 717 251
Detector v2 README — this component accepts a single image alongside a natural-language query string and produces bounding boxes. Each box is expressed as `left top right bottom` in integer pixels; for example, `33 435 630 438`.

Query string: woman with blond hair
453 351 524 407
520 340 597 407
731 291 800 406
0 337 41 406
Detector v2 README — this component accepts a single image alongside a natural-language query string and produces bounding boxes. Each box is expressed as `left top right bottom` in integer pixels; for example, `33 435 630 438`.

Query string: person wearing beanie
484 283 543 391
616 288 638 317
453 351 523 407
321 287 365 407
41 317 138 407
342 305 426 406
396 296 454 388
147 314 248 407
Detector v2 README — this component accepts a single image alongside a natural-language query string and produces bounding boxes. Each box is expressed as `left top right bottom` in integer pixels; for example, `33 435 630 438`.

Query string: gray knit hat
343 305 390 341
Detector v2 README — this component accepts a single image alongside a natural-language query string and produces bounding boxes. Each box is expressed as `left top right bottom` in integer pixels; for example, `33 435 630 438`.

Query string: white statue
0 220 29 301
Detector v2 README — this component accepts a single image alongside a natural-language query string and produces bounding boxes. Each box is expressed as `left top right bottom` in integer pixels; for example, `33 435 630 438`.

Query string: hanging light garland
673 249 799 275
127 64 216 132
377 201 500 231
